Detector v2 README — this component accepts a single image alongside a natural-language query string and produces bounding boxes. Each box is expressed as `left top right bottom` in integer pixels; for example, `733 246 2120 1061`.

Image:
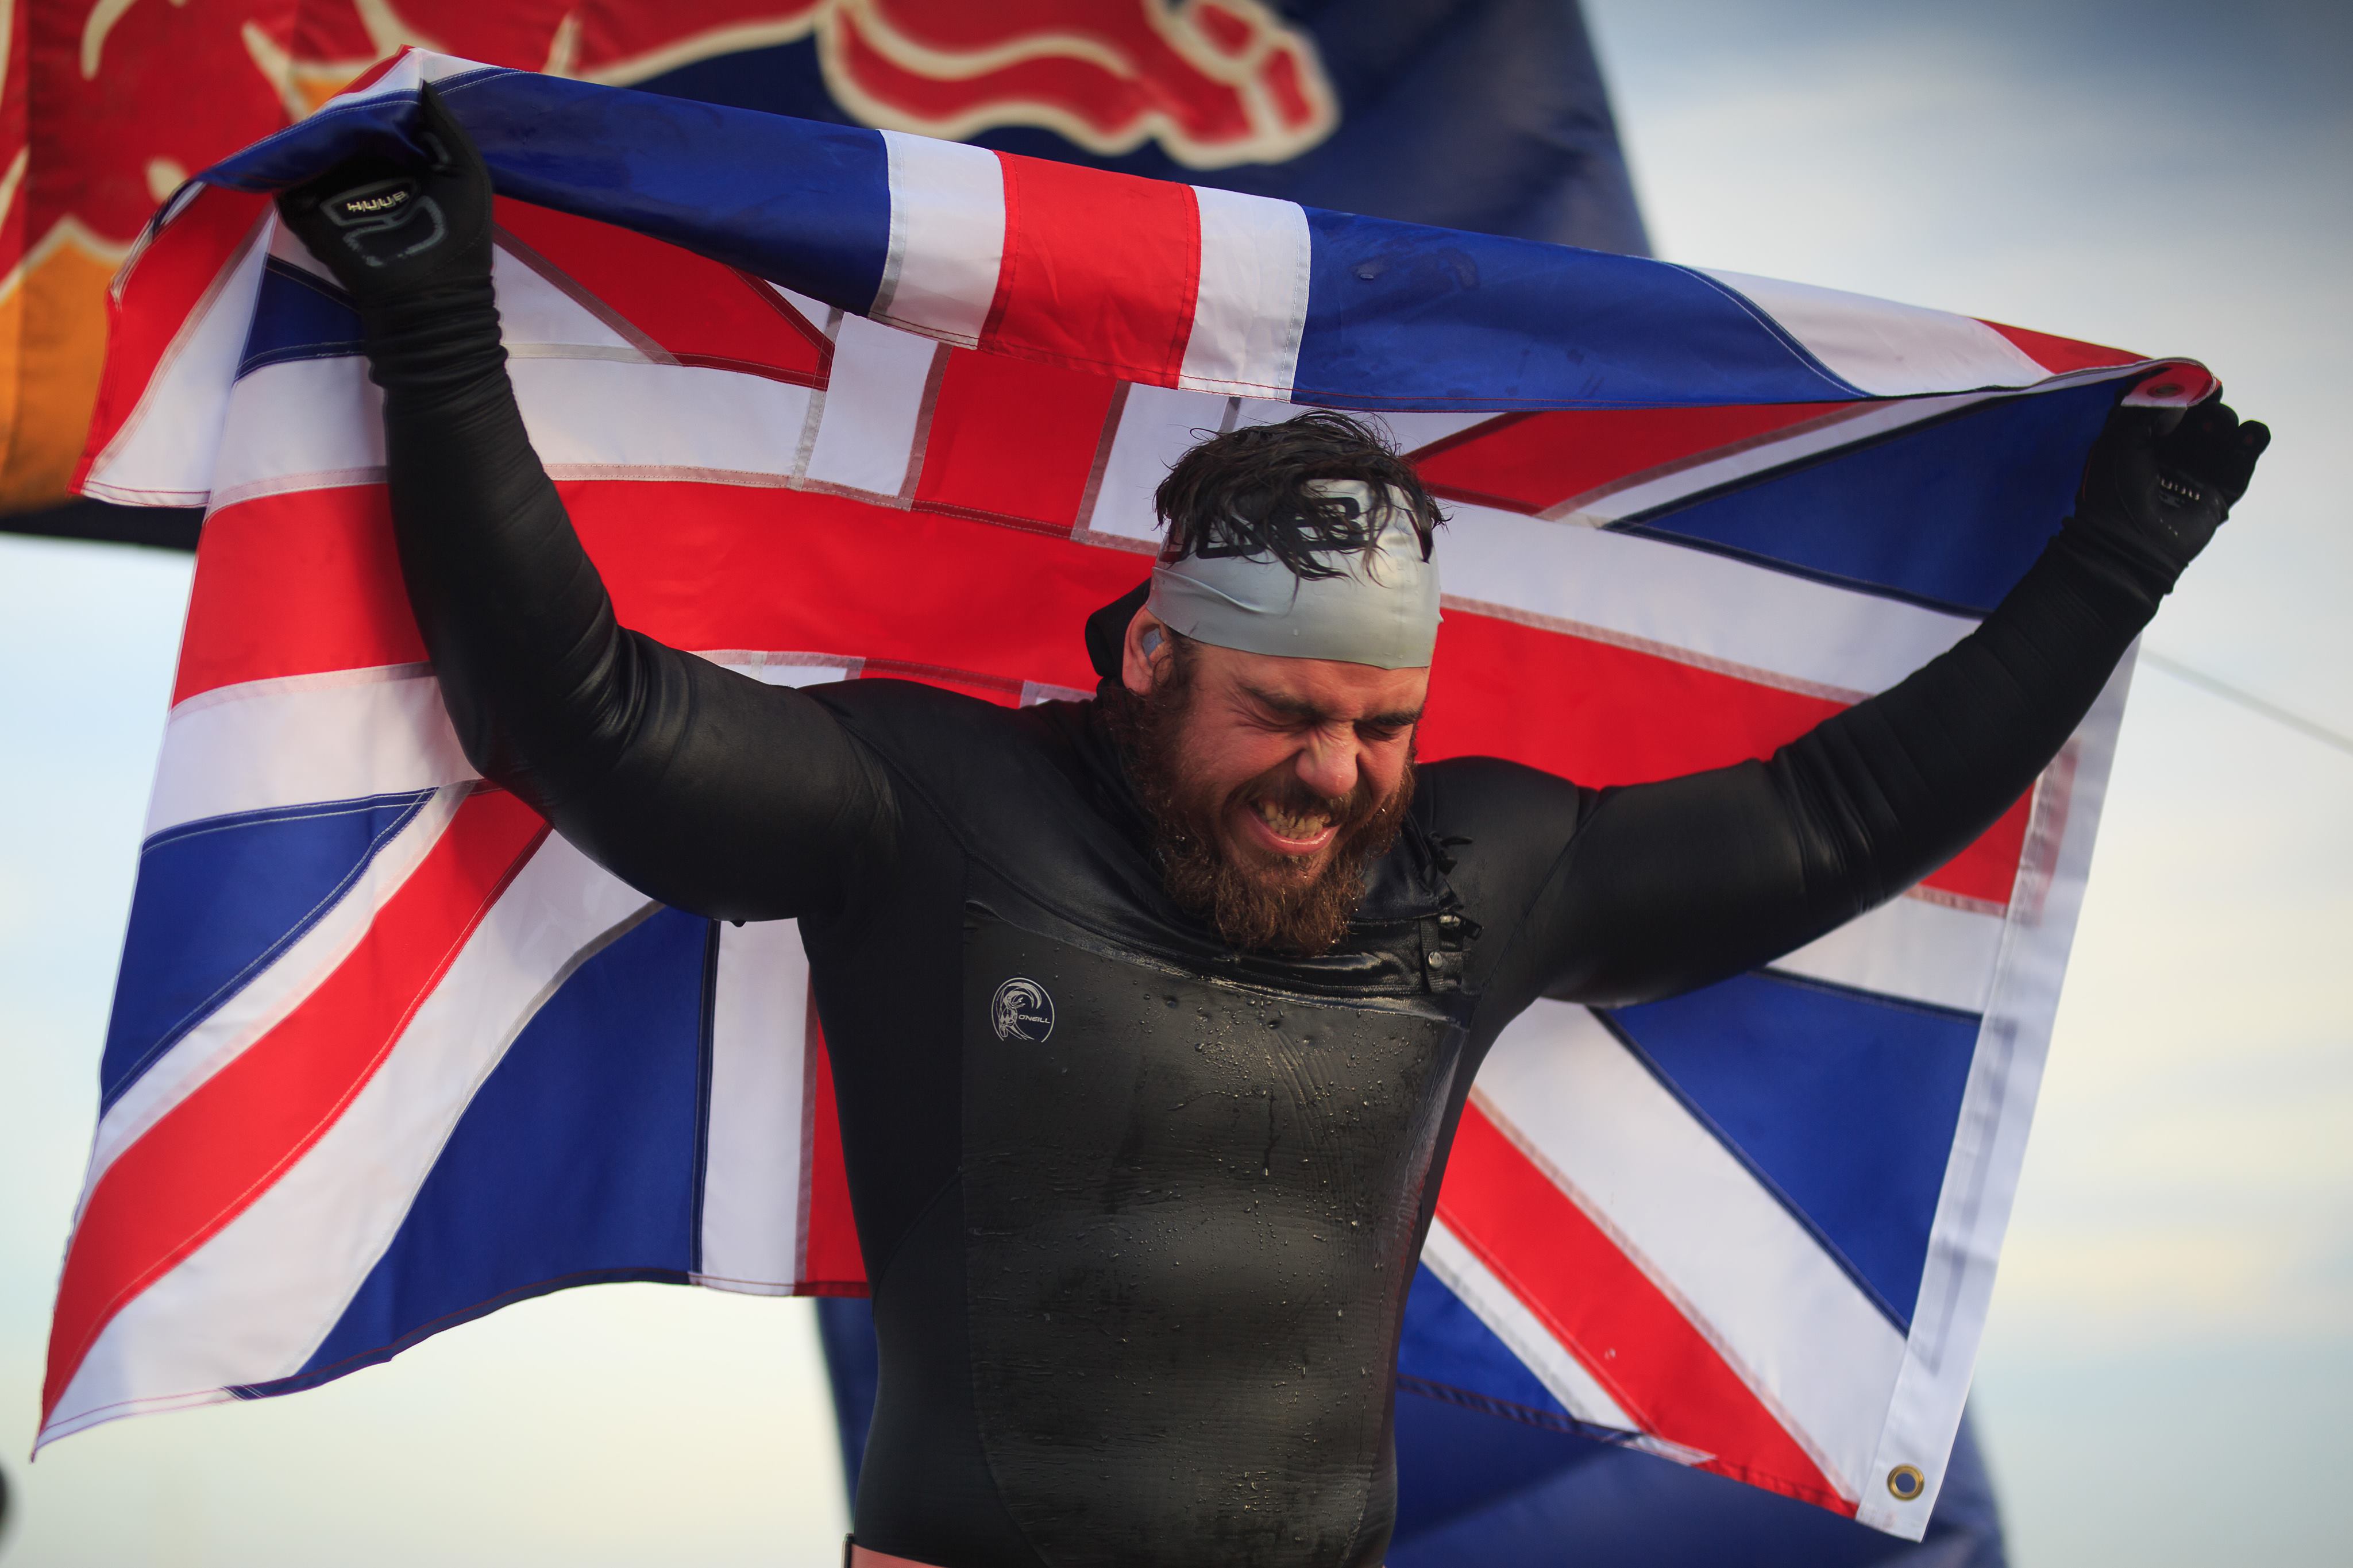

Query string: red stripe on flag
75 190 271 495
492 199 832 388
42 789 549 1422
799 1006 866 1294
1930 805 2023 909
171 482 2024 904
576 486 1141 692
982 152 1201 386
175 483 1144 704
1977 320 2140 376
915 350 1120 532
173 485 419 706
1410 404 1851 516
1424 605 2028 907
1422 608 1847 782
1437 1103 1853 1513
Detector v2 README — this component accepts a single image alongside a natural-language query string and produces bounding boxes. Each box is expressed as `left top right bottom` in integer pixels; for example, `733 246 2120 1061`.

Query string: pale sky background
2 1 2347 1563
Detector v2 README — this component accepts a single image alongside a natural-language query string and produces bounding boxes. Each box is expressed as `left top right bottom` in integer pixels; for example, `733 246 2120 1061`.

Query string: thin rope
2142 651 2353 759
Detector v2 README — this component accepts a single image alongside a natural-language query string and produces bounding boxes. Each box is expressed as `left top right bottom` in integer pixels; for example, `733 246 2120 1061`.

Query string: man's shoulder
811 672 1001 723
1415 754 1588 840
811 677 1106 814
809 675 1083 744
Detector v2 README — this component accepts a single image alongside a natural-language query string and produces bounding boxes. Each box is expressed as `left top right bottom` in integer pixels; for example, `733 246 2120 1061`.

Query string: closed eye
1236 684 1421 739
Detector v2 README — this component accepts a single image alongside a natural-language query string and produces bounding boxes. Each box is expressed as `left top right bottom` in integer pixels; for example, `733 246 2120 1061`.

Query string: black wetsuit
356 268 2182 1568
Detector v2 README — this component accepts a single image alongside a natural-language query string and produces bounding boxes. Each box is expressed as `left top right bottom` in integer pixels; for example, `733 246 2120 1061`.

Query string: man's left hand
2075 395 2272 574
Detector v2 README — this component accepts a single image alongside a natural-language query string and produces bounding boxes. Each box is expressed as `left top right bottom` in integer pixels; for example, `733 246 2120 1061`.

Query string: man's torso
797 682 1572 1568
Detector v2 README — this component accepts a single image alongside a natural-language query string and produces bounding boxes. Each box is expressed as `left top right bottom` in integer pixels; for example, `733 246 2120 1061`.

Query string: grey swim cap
1145 480 1441 669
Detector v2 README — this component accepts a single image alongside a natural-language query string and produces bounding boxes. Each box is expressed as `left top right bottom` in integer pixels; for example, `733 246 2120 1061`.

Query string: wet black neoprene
279 102 2265 1568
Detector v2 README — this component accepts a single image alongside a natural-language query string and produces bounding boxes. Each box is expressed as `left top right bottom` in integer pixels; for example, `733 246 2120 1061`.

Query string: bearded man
278 91 2267 1568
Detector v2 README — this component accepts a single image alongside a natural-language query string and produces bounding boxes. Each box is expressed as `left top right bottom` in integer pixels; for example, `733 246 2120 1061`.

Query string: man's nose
1294 729 1359 801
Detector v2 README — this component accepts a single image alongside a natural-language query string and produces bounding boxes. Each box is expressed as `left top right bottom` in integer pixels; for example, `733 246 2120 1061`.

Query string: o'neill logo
991 977 1056 1043
574 0 1343 171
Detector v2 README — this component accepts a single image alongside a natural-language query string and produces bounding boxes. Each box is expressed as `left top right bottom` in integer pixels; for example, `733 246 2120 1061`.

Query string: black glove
274 82 493 306
2072 395 2271 581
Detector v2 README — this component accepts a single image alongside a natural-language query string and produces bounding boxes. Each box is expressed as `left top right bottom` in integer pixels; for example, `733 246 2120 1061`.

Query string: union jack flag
48 51 2209 1541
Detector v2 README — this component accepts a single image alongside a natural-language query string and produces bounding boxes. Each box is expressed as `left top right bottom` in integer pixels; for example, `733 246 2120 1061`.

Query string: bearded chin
1105 679 1415 957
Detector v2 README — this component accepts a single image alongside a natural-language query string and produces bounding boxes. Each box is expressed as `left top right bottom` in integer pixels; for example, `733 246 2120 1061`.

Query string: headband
1145 481 1441 669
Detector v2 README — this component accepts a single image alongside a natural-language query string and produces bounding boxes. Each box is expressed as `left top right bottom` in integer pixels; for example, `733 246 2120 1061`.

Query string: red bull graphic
2 0 1336 513
576 0 1339 169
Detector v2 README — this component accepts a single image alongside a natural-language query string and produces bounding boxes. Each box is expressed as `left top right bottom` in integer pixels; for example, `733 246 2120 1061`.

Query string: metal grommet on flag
1887 1465 1927 1502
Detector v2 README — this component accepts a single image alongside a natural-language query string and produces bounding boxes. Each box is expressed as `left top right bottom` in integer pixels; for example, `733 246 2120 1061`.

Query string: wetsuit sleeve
1489 515 2176 1009
356 260 892 924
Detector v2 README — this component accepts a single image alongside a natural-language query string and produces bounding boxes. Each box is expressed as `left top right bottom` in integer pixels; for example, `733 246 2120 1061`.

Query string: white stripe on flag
489 239 657 359
697 652 859 689
690 658 848 1291
1079 383 1230 542
1856 659 2132 1536
697 919 812 1295
148 667 475 840
47 836 653 1446
152 656 853 848
1179 187 1310 399
1472 1002 1913 1503
1698 269 2050 398
151 655 853 843
1364 410 1503 451
1771 894 2003 1015
1075 384 1512 545
79 213 272 507
207 354 385 515
1534 393 1991 528
803 311 944 500
83 786 470 1208
514 358 816 480
1438 498 1979 698
1223 396 1491 462
1419 1217 1642 1434
873 132 1005 349
210 355 821 511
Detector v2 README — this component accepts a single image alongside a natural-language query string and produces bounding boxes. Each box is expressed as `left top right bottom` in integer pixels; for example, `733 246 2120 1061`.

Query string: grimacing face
1120 607 1429 889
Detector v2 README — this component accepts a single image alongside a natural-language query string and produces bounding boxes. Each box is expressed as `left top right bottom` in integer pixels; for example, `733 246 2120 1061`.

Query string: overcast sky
1583 2 2352 1563
2 2 2347 1564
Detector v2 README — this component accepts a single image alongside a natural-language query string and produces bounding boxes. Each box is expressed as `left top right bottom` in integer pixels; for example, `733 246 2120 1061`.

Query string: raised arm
276 87 891 922
1493 389 2269 1010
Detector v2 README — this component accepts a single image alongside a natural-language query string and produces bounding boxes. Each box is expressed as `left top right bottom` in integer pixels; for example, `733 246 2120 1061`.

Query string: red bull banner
1 0 1644 525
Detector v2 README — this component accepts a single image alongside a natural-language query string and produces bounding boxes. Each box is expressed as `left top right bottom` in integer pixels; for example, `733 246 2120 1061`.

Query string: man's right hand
274 82 494 305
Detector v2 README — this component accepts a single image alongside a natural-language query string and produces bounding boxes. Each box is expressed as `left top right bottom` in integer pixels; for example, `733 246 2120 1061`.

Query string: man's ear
1122 608 1173 696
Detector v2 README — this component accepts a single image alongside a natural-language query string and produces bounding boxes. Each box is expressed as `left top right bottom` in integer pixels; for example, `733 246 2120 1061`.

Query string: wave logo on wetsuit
990 978 1056 1043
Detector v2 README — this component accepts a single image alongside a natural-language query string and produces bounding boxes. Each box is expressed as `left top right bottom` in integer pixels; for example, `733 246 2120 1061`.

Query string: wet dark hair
1152 411 1445 580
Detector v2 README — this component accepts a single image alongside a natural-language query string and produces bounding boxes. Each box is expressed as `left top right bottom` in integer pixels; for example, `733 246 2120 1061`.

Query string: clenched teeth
1252 799 1333 839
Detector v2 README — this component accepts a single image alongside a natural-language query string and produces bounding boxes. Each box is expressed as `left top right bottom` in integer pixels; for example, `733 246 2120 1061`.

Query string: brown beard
1101 663 1415 956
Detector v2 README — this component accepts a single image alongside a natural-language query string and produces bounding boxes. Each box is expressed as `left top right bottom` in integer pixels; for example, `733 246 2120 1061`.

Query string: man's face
1116 608 1428 952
